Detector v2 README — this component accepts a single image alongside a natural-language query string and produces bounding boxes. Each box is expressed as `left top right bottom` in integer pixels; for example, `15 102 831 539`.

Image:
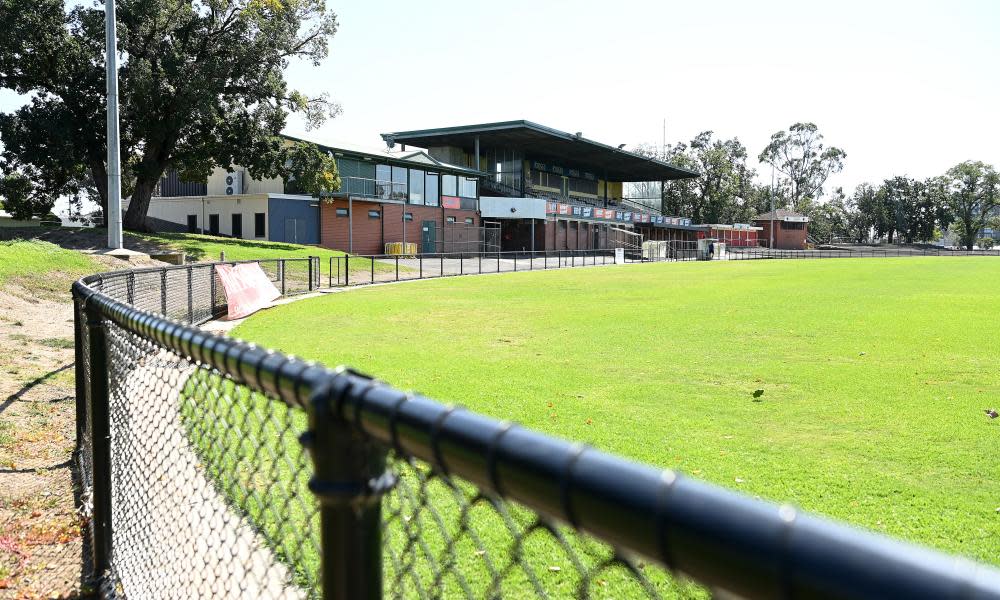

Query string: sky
279 0 1000 195
2 0 999 211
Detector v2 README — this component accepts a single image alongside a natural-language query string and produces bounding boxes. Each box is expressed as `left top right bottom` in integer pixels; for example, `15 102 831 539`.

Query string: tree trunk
123 175 158 231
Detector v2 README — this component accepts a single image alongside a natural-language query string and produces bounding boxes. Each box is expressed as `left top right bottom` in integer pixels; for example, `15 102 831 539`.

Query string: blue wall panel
267 196 320 244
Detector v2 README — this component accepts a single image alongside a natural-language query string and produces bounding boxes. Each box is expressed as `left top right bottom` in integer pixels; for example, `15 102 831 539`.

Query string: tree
0 172 48 220
849 184 877 243
0 0 341 231
942 161 999 250
650 132 758 223
758 123 845 208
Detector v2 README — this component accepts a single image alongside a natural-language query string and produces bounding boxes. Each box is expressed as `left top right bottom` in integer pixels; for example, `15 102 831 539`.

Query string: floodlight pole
105 0 123 249
769 165 775 249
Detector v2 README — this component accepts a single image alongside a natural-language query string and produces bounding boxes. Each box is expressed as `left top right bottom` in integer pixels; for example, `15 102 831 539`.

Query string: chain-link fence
73 258 1000 599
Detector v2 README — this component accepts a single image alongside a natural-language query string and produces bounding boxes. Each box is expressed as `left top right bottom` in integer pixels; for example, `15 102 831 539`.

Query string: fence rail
72 251 1000 599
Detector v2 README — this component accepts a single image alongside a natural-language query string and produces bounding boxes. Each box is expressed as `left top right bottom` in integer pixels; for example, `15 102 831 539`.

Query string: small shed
754 209 809 250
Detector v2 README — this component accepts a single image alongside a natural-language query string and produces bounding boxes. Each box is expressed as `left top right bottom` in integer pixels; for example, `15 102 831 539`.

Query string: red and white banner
215 263 281 320
441 196 461 209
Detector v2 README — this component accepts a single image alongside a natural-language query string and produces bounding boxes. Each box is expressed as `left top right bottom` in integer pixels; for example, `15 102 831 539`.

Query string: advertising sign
558 204 571 215
623 212 631 221
572 206 582 216
614 247 625 264
582 207 593 218
216 263 281 320
442 196 461 209
546 202 558 214
642 214 650 223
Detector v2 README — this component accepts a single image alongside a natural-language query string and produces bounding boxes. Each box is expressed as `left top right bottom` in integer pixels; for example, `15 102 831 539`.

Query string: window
425 173 439 207
376 164 392 199
442 174 457 196
254 213 266 237
459 177 478 198
186 214 198 234
231 213 243 238
409 168 425 205
368 209 381 219
782 221 805 230
446 216 456 224
335 207 349 217
403 212 413 222
391 166 407 201
209 214 220 235
464 217 474 225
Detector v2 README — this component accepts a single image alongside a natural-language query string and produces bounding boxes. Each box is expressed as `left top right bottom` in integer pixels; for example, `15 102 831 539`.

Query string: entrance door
231 213 243 239
421 220 437 253
282 218 307 243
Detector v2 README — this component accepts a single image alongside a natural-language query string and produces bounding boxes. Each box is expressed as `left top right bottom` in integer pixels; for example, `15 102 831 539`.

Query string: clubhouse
146 120 704 254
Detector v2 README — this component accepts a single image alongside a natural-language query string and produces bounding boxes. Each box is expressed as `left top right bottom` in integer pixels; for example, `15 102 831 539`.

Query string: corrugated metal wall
157 169 208 197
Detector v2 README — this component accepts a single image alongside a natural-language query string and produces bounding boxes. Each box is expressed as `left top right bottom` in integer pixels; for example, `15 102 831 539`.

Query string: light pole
105 0 123 249
769 165 775 249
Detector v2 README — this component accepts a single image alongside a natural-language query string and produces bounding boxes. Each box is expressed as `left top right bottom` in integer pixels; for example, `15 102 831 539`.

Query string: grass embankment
213 257 1000 595
130 231 396 275
0 239 98 298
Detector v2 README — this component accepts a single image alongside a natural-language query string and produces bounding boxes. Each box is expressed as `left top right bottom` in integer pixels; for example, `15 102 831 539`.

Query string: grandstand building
382 120 699 252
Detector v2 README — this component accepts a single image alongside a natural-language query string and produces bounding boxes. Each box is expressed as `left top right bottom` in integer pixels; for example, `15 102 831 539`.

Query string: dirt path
0 254 163 599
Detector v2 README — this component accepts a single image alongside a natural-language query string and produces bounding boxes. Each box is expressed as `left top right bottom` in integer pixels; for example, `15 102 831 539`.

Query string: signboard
616 211 624 220
614 247 625 265
546 202 558 214
571 206 582 216
582 207 592 218
442 196 461 209
642 214 650 223
216 263 281 320
558 204 571 215
623 212 632 221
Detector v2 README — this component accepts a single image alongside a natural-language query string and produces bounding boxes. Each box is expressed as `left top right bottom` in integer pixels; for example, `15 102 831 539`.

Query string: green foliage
758 123 846 208
283 142 342 197
0 172 49 220
235 259 1000 566
943 161 999 250
0 0 340 230
976 237 995 250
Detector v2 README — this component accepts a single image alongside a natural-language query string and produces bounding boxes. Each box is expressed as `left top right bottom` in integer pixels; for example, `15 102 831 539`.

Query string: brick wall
320 199 479 254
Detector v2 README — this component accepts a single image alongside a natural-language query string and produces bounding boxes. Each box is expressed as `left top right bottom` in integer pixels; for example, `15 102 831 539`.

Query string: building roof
281 134 486 177
754 209 809 222
380 120 700 182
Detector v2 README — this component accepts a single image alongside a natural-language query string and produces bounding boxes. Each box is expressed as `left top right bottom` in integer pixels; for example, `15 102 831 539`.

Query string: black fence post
279 259 287 296
308 256 315 292
371 256 375 284
419 255 423 279
478 252 482 274
308 381 394 600
84 300 113 579
330 257 334 288
441 254 445 277
460 253 464 276
345 256 350 286
160 270 167 315
395 256 399 282
73 298 86 450
210 265 217 315
186 266 194 324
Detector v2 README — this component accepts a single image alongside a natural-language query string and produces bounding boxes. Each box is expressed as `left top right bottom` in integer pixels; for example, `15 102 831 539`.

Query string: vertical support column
308 381 395 600
186 266 194 324
73 298 86 450
210 265 217 315
309 256 315 292
280 259 287 295
160 270 167 315
84 301 113 578
345 256 350 286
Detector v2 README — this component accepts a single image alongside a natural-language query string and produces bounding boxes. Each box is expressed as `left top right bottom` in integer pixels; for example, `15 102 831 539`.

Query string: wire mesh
101 318 319 599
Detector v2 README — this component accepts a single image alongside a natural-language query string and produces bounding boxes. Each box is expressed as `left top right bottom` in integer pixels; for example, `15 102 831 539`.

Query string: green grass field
0 239 98 297
226 257 1000 593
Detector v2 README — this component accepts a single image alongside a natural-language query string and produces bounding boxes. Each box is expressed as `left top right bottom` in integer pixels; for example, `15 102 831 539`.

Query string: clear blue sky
282 0 1000 194
2 0 998 200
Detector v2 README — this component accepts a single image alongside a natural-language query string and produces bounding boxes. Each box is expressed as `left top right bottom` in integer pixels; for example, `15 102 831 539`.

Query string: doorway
421 220 437 254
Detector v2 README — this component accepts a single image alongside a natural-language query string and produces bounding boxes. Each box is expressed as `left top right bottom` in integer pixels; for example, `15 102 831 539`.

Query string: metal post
186 266 193 324
395 256 399 282
105 0 123 249
440 254 444 278
308 383 394 600
329 257 334 288
309 256 315 291
419 255 423 279
345 256 350 286
348 197 354 254
280 259 286 295
160 270 167 314
478 252 482 274
371 256 375 284
73 299 86 450
460 253 463 276
84 302 113 577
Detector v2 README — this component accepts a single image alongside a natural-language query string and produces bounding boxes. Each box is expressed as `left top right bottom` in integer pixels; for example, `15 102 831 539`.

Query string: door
208 214 220 235
231 213 243 239
186 214 198 234
421 220 436 254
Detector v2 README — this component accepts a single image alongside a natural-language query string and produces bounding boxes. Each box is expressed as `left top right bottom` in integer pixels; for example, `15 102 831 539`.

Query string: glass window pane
409 169 424 205
425 173 439 207
460 177 478 198
376 164 392 199
442 174 457 197
391 166 407 201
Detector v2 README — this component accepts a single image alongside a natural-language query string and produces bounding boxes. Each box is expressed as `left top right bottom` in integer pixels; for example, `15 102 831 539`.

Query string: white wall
479 197 546 219
146 195 270 239
207 167 283 196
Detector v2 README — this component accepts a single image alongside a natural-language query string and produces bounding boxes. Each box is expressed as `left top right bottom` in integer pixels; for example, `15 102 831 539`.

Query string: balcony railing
340 176 407 202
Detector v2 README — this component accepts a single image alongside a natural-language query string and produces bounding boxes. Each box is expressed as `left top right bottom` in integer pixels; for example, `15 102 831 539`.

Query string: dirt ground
0 252 164 599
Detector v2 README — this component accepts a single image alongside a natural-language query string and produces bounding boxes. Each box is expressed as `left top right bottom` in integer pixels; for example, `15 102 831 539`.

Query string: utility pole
105 0 123 249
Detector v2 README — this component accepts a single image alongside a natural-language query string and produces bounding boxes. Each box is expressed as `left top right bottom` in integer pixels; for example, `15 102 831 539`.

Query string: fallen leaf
752 389 764 398
548 566 561 572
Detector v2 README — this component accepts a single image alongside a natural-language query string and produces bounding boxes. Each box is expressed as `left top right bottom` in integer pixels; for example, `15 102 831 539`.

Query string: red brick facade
320 199 480 255
754 219 808 250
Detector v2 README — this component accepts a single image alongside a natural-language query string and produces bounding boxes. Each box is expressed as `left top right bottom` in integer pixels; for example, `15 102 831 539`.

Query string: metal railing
723 245 1000 260
339 176 408 202
72 253 1000 599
